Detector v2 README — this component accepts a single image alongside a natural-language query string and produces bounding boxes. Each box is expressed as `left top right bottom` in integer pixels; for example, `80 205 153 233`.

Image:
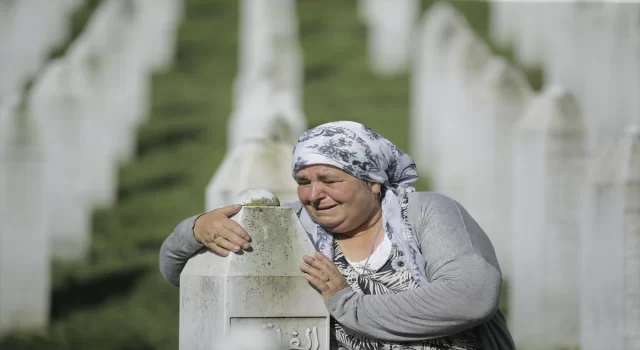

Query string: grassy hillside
0 1 542 349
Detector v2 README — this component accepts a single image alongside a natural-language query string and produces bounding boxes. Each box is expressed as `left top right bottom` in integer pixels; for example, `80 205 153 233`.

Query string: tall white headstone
465 58 534 280
0 95 51 336
180 197 330 350
433 29 491 203
510 86 586 350
364 0 419 76
410 2 468 178
28 59 93 261
581 125 640 350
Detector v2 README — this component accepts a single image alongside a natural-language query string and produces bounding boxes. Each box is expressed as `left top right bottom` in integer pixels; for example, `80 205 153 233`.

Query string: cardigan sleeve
324 192 504 342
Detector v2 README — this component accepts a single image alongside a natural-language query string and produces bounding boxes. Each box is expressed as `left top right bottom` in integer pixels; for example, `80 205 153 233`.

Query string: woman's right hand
193 204 251 257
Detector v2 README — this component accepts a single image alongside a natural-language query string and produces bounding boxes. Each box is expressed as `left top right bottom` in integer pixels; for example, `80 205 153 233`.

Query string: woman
160 121 515 349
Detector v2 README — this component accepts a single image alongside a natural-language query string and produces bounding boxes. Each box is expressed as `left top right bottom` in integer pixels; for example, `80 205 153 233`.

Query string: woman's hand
193 204 251 256
299 251 349 301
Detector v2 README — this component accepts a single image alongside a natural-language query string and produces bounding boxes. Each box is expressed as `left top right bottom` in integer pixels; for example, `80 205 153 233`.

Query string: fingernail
242 243 250 249
233 246 241 252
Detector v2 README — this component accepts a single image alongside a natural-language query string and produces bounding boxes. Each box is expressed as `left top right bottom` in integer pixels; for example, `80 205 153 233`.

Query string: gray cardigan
159 192 515 349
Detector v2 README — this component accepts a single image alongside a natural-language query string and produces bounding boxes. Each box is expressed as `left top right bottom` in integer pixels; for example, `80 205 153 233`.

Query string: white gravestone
581 125 640 350
66 37 119 207
364 0 419 76
510 86 586 350
409 2 468 178
465 58 534 280
434 29 490 205
205 136 299 212
180 197 330 350
227 78 306 151
0 95 51 336
28 59 93 261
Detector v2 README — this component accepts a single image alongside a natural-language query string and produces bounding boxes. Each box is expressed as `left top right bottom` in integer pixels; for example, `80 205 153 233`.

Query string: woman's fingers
220 220 251 248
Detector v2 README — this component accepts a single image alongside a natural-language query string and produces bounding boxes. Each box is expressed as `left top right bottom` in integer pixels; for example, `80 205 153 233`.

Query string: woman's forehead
295 164 348 177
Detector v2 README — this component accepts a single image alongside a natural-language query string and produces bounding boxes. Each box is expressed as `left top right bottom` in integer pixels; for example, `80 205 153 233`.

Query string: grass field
0 1 542 349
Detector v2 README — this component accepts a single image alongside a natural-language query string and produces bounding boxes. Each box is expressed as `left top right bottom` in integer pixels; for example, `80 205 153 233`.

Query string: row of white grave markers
0 0 183 337
489 1 640 156
412 2 640 349
207 0 305 211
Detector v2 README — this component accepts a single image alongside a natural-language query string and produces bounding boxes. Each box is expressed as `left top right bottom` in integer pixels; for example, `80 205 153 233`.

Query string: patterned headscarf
291 121 428 285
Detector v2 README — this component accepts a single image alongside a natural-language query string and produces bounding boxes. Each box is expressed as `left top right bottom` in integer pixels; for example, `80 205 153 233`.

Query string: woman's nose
309 182 325 202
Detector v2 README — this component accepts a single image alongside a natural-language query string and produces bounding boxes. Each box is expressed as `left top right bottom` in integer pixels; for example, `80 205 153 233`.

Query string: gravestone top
235 188 281 207
516 85 584 133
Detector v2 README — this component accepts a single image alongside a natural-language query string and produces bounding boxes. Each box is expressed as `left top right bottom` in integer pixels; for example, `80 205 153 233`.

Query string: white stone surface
409 2 468 178
205 137 299 212
433 28 490 204
0 94 51 336
228 78 306 150
364 0 419 76
465 57 533 280
65 37 119 207
234 0 303 110
28 59 93 261
180 206 329 350
581 125 640 350
510 86 586 350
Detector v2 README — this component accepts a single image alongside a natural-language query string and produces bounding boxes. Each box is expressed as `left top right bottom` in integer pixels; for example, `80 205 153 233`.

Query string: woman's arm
325 192 503 342
159 214 205 287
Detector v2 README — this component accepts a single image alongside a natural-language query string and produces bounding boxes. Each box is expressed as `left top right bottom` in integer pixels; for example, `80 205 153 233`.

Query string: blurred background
1 0 638 349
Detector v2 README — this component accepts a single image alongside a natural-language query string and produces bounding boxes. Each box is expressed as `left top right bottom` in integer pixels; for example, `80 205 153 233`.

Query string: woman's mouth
316 204 337 212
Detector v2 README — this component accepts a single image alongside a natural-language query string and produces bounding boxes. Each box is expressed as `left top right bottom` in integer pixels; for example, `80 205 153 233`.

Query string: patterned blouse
330 240 483 350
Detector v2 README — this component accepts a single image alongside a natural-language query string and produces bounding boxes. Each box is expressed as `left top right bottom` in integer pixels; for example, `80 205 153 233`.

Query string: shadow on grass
50 266 148 321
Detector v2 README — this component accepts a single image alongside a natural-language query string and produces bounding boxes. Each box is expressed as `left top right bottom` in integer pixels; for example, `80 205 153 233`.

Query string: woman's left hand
299 251 349 301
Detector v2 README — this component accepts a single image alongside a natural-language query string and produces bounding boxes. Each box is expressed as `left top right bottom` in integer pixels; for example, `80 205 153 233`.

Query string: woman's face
295 164 381 234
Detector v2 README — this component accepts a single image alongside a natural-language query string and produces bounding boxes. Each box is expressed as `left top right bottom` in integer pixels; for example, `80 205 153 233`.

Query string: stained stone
180 205 329 350
0 95 51 336
581 125 640 350
410 2 468 178
510 86 586 350
205 137 299 212
465 57 534 280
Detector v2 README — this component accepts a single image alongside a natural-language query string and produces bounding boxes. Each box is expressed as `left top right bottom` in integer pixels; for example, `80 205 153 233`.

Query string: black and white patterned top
330 240 483 350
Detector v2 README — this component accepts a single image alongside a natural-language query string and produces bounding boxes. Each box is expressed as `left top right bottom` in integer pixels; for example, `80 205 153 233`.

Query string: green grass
0 1 542 348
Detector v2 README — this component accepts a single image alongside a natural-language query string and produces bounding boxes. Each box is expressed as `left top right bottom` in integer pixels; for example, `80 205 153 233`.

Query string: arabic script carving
261 324 320 350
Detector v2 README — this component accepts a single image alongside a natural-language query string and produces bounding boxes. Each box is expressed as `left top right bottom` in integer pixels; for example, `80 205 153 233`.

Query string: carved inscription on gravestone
230 317 326 349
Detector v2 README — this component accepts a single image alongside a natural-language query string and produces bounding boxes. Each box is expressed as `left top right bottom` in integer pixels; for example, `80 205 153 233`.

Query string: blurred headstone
465 57 534 280
510 86 586 350
410 2 468 179
0 95 51 336
434 29 490 204
180 198 330 350
581 125 640 350
28 59 93 261
364 0 419 76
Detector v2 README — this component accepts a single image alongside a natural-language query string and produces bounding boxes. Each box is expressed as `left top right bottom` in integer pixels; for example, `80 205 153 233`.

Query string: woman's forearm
159 214 204 287
325 255 502 342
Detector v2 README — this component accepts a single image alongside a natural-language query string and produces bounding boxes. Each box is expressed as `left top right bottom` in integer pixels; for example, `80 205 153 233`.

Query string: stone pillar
409 2 468 179
510 86 586 349
0 95 51 336
364 0 419 76
433 28 490 204
28 59 93 261
465 57 534 280
180 192 329 350
581 125 640 350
